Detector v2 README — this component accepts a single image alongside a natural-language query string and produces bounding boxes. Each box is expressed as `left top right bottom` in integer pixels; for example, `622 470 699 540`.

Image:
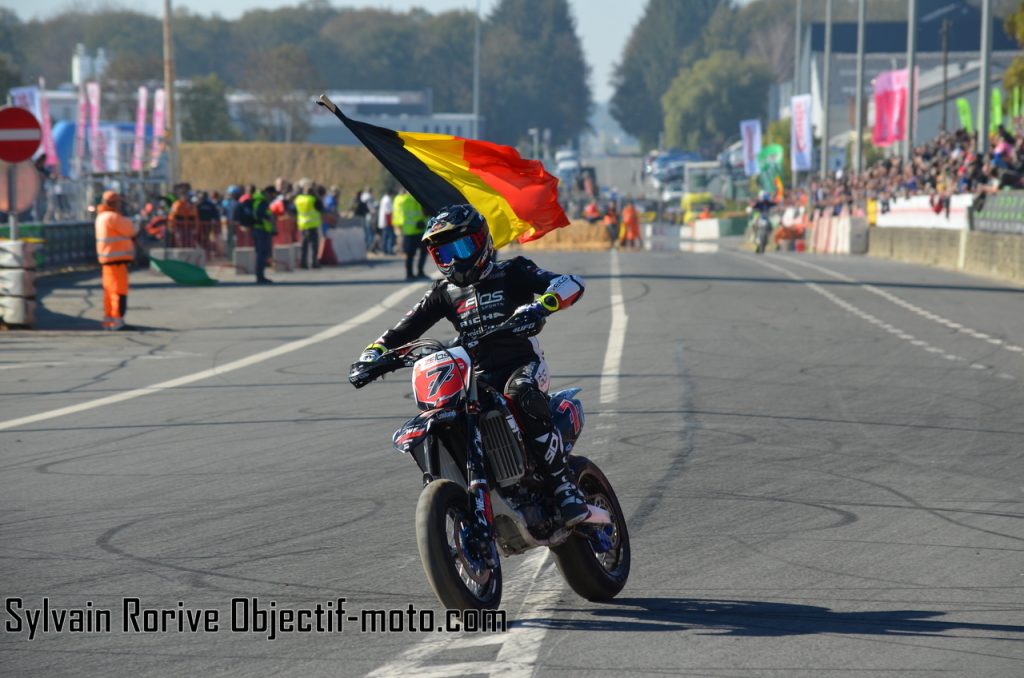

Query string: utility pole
162 0 177 186
978 0 992 154
472 0 481 139
820 0 832 179
794 0 802 190
940 18 950 131
905 0 918 160
855 0 866 174
794 0 802 94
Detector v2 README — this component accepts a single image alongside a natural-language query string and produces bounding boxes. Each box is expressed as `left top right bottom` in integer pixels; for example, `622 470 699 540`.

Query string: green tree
480 0 590 146
661 50 773 156
610 0 719 149
0 52 23 96
181 74 239 141
1004 2 1024 93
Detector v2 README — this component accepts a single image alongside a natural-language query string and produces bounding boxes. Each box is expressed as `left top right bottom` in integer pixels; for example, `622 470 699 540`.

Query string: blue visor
434 235 478 264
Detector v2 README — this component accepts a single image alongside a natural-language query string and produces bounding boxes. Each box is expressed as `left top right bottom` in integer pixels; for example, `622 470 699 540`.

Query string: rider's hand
349 344 384 388
507 302 549 338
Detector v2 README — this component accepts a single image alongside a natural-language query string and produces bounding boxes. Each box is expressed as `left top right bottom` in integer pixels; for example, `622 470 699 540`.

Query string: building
779 0 1018 152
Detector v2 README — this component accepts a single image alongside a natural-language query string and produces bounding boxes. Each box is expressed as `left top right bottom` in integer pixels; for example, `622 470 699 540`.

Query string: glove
349 344 384 388
507 302 549 338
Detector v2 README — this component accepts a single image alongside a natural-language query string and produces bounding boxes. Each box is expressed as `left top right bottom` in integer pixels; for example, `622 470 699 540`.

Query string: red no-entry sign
0 106 42 163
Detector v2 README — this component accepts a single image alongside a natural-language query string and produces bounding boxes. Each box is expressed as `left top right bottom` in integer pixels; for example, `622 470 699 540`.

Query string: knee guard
506 376 551 440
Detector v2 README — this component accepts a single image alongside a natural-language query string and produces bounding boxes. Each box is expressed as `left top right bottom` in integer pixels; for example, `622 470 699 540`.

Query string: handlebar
349 307 547 388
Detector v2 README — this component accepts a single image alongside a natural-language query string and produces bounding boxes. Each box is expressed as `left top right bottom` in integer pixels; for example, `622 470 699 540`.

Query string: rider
350 204 591 527
752 191 777 220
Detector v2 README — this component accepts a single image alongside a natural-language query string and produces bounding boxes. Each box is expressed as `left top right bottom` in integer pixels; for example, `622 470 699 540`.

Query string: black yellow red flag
317 94 568 248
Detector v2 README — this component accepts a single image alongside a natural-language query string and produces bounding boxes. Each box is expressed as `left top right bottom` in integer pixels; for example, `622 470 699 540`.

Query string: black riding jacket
375 257 583 373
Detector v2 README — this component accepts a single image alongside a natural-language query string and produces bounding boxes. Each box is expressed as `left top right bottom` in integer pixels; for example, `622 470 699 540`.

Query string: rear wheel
416 479 503 610
551 456 631 601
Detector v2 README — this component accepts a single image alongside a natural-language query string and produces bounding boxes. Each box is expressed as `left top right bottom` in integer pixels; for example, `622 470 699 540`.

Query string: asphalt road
2 248 1023 677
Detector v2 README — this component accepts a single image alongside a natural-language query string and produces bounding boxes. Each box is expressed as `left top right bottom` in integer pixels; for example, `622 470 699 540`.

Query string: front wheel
416 479 503 610
551 456 631 601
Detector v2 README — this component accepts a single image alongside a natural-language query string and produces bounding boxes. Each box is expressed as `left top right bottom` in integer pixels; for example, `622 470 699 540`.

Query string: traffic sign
0 106 43 164
0 162 41 214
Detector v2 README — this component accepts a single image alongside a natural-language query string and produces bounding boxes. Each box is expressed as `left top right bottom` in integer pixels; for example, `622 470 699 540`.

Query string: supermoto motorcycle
754 214 772 254
349 320 630 610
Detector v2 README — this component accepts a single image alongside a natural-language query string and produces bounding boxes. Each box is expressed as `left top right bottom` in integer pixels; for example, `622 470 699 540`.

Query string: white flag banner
9 86 41 119
739 119 762 177
791 94 813 172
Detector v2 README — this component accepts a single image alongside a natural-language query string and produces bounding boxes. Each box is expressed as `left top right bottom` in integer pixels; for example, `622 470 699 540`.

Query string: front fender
392 408 459 454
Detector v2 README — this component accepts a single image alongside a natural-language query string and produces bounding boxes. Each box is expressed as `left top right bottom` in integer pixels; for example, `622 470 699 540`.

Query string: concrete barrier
233 247 256 274
810 213 868 254
328 227 367 263
0 241 37 327
273 244 295 272
868 227 1024 285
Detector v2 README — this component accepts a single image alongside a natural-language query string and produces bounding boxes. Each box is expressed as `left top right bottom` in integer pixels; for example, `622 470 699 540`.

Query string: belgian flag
317 94 568 249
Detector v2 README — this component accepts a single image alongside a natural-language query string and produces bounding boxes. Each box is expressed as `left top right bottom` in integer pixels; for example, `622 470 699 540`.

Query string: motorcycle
754 214 772 254
349 320 631 611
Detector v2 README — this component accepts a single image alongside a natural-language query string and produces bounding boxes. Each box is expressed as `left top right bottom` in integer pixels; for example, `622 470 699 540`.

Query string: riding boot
532 428 589 527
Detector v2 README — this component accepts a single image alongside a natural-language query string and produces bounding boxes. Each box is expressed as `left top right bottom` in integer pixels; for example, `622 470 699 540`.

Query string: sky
2 0 649 103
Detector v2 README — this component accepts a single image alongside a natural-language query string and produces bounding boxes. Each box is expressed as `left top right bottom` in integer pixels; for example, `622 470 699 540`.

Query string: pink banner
37 79 59 173
150 88 165 170
86 81 105 172
73 87 88 176
132 86 149 172
872 69 906 147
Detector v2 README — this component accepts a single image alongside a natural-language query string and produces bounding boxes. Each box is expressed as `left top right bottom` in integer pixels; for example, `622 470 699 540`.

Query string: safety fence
972 190 1024 236
0 222 97 271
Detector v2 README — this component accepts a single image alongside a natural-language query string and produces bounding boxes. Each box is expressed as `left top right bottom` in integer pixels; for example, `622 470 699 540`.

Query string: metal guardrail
972 190 1024 236
0 222 96 271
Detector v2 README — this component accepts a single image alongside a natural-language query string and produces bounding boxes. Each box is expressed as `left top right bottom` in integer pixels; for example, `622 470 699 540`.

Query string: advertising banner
790 94 813 172
132 86 148 171
873 69 908 147
739 119 762 177
86 81 105 172
151 88 165 170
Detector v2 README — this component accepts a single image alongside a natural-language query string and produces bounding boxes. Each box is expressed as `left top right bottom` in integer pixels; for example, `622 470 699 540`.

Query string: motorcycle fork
465 384 499 568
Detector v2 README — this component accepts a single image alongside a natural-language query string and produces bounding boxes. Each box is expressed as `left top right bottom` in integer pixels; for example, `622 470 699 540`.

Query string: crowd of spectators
800 121 1024 218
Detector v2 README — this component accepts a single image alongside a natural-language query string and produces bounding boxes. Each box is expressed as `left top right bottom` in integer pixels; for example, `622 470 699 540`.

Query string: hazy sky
2 0 650 103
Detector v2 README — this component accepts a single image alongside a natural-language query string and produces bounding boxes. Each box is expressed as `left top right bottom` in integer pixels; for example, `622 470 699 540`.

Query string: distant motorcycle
349 317 630 611
754 215 772 254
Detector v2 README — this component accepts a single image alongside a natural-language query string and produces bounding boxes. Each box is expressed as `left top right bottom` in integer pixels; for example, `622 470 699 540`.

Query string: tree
661 51 773 156
242 45 319 142
0 52 22 97
1004 2 1024 93
480 0 591 146
610 0 719 149
181 74 239 141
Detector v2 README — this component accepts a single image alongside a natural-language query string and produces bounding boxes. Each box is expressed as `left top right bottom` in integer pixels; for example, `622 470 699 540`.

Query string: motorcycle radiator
480 410 526 487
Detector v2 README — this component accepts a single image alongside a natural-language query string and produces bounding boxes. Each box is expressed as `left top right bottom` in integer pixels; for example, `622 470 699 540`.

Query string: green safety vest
252 192 273 233
294 194 322 231
392 194 425 236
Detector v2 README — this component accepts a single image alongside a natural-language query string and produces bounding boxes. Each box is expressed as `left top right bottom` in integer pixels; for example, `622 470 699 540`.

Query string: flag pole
854 0 866 174
820 0 832 179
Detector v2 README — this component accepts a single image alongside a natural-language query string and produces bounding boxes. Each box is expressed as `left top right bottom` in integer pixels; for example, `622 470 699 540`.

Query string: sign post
0 106 43 241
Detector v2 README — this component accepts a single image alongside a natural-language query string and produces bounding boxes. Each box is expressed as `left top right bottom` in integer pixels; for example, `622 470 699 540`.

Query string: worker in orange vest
94 191 137 331
620 201 641 248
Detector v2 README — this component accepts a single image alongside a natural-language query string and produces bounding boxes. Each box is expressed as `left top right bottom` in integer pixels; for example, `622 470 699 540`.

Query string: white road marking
781 256 1024 355
0 282 425 432
366 250 629 677
735 254 1000 374
601 249 628 405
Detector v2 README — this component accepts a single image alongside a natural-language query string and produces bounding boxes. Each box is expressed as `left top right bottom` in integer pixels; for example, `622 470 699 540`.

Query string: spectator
351 189 373 251
377 188 395 255
393 188 427 280
252 185 278 285
294 184 324 269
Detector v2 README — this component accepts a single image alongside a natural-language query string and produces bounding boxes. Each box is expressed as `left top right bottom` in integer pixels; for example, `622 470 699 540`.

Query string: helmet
759 191 771 202
423 204 494 287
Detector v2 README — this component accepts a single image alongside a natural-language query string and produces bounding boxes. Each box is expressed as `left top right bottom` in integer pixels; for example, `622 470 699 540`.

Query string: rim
444 506 499 601
580 478 627 576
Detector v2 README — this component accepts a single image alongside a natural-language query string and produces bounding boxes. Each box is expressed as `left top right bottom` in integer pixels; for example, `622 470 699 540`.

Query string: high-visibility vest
95 211 135 264
392 194 425 236
252 192 273 233
294 194 322 231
